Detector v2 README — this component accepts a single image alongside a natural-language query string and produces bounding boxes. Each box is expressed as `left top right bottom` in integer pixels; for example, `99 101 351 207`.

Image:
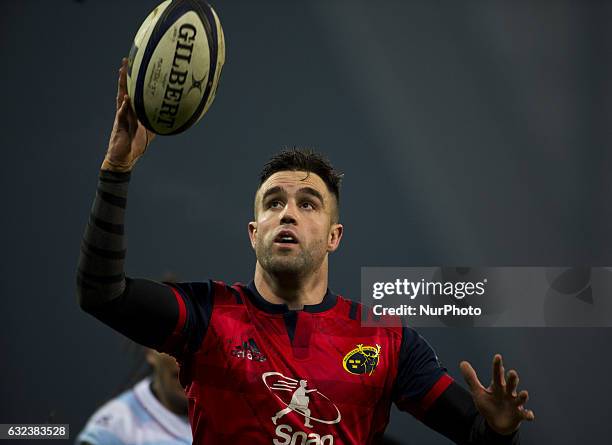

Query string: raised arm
76 59 208 353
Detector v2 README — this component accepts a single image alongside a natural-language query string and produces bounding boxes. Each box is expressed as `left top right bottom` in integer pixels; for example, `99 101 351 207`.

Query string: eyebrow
261 186 325 206
299 187 325 205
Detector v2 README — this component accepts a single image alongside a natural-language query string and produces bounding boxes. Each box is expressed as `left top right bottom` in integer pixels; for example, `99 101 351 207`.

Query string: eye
268 200 283 209
300 201 315 210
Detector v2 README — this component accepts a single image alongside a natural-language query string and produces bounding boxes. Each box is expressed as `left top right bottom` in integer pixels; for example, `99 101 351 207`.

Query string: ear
248 221 257 250
327 223 343 253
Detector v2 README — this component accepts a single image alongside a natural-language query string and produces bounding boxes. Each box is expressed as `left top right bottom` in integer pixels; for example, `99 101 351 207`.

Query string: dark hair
259 148 343 207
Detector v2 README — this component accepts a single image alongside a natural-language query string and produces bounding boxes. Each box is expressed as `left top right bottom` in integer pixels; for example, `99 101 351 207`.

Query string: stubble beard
256 238 320 279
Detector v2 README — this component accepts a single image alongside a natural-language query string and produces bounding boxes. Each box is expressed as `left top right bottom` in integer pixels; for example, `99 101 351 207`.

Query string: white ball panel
143 11 210 134
126 0 172 107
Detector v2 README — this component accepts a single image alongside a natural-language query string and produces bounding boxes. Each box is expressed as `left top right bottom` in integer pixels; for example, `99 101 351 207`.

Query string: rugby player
76 348 190 445
76 58 534 444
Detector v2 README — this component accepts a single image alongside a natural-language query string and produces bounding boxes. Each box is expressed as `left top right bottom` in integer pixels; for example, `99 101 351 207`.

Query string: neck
254 258 329 309
150 378 187 417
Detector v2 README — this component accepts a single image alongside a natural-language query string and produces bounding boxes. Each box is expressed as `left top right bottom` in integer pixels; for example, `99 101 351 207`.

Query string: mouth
273 230 299 245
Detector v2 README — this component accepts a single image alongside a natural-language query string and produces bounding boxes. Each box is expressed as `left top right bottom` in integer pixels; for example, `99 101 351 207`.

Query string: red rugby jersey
161 280 453 445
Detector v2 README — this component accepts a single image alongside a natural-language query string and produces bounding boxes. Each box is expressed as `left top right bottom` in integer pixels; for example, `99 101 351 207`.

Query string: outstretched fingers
515 389 535 421
506 369 519 397
515 389 529 406
112 56 155 157
492 354 505 393
123 95 138 134
521 409 535 421
116 94 130 131
116 58 128 111
460 361 484 393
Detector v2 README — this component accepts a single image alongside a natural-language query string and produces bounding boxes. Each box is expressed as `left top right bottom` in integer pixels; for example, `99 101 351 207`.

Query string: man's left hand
460 354 535 435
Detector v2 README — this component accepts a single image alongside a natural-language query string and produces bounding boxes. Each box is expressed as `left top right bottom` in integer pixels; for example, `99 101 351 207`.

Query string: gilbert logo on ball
126 0 225 135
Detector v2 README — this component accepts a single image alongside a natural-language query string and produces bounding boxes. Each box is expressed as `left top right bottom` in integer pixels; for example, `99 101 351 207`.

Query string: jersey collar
246 281 337 314
133 378 191 441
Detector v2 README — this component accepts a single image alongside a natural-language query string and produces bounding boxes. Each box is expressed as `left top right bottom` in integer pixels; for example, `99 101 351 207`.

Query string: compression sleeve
76 169 186 351
393 327 520 444
423 382 520 445
77 169 132 304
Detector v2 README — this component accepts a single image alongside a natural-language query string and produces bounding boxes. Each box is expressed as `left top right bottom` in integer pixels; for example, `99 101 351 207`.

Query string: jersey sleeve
422 382 521 444
88 278 214 359
75 400 130 445
160 280 214 358
392 326 454 418
393 327 520 444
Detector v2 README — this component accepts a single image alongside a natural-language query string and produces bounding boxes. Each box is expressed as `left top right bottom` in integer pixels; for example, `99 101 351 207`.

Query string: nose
279 200 298 225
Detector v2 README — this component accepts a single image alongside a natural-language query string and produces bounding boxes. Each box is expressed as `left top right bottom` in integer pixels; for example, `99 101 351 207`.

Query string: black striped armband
77 169 132 307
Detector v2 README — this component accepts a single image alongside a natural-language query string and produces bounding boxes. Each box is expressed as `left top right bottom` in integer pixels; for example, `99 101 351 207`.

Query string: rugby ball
126 0 225 135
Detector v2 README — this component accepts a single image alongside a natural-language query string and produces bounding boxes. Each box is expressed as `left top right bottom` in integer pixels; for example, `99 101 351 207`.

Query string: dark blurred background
1 0 611 443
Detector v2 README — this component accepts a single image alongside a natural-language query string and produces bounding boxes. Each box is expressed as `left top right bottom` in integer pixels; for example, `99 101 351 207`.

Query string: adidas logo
231 338 266 362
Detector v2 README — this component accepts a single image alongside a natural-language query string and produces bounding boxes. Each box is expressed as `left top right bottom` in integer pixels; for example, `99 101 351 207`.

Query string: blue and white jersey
76 378 191 445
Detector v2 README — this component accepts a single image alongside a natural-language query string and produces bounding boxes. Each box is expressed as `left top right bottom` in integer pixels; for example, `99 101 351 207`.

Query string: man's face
249 170 343 278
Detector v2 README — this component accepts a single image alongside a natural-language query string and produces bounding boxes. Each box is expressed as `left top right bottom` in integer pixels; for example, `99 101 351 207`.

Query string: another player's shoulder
76 387 139 445
76 378 191 445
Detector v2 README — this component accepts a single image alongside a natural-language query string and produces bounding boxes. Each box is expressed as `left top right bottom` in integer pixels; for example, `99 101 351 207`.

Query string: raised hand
460 354 535 435
101 58 156 172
